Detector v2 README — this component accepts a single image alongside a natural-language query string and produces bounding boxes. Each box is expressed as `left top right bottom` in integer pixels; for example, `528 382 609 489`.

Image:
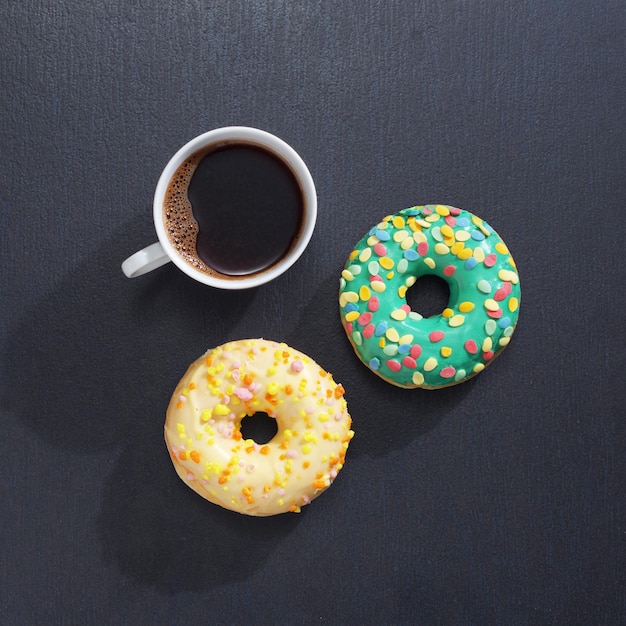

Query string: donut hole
239 412 278 444
406 275 451 318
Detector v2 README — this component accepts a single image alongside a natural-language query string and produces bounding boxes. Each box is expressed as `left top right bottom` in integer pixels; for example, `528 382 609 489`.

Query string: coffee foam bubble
162 151 213 275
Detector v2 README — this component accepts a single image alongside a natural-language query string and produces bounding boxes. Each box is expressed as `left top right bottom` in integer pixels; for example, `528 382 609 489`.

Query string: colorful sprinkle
451 242 465 255
424 357 438 371
380 256 394 270
400 236 414 250
473 247 485 263
494 281 512 301
498 269 518 283
383 344 399 356
412 371 425 385
464 257 478 271
375 321 388 336
429 331 445 342
464 339 478 354
440 224 454 238
477 280 492 294
484 254 497 267
359 285 372 301
359 248 371 262
440 366 456 379
358 312 373 325
386 328 400 343
397 258 409 273
387 359 402 372
448 314 465 327
362 323 375 339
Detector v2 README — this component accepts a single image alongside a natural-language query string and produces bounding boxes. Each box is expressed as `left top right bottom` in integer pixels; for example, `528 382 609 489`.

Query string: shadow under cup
154 128 317 289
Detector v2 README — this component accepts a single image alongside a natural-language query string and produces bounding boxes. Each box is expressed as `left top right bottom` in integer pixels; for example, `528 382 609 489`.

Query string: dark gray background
1 1 624 624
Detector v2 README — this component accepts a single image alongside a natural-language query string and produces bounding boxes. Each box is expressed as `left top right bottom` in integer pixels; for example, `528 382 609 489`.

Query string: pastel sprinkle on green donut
339 205 521 389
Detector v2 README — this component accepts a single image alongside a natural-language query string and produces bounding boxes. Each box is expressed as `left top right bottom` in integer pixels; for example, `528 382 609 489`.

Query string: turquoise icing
339 205 521 389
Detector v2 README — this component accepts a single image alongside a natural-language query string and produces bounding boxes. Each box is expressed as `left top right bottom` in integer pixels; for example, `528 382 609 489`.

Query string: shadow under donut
3 223 299 590
98 424 302 592
1 223 257 454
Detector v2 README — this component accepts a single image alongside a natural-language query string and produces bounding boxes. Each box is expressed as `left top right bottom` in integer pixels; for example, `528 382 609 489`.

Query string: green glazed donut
339 205 521 389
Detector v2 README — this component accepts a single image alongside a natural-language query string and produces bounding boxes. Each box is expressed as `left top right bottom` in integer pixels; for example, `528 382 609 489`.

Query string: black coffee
163 143 304 277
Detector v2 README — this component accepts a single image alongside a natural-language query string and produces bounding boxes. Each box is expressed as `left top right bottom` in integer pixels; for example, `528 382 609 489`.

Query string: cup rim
153 126 317 289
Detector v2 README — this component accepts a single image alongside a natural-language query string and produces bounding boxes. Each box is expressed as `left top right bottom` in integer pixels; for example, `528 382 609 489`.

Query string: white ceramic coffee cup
121 127 317 289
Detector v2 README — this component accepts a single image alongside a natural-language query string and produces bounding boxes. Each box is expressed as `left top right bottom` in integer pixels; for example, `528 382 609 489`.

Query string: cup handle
121 242 170 278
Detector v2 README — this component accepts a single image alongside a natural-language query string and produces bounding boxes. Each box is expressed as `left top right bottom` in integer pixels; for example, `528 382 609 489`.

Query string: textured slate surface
1 1 624 623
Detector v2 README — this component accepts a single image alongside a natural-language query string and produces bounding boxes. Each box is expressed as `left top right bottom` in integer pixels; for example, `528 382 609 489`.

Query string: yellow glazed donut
164 339 354 516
